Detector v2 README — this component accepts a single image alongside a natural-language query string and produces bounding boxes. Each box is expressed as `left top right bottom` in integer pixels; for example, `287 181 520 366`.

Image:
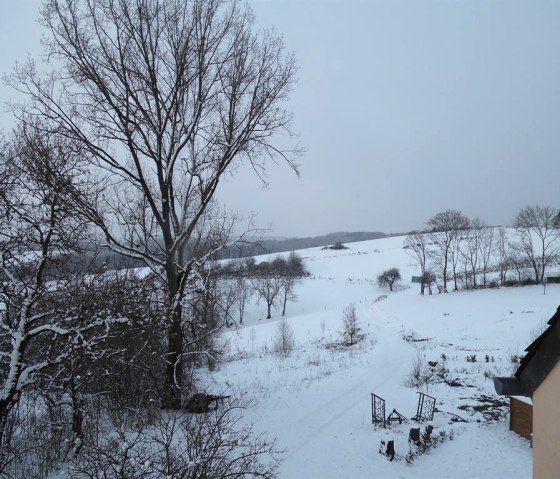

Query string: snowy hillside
206 234 559 478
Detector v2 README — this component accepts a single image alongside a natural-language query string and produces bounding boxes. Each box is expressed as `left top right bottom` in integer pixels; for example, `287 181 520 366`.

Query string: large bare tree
427 209 469 292
512 205 560 284
11 0 299 408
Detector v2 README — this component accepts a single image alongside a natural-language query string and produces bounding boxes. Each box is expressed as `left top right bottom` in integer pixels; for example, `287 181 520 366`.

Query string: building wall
509 396 532 440
533 360 560 479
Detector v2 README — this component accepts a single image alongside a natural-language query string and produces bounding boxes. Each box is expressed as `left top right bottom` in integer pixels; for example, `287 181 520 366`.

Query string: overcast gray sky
2 1 560 237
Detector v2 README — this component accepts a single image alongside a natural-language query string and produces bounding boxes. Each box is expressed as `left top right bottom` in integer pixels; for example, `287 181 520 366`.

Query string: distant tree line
405 206 560 294
215 231 398 260
26 231 397 279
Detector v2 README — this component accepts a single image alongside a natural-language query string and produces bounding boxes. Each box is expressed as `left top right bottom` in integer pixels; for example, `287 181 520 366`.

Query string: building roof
494 305 560 397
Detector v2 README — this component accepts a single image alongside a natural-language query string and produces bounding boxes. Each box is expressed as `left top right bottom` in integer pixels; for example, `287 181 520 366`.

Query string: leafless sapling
404 233 431 295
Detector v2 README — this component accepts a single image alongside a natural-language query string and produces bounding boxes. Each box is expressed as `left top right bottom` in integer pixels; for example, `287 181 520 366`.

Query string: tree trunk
500 265 507 285
531 259 539 283
0 401 13 452
71 407 84 454
162 291 184 409
267 301 272 319
282 292 287 316
442 255 448 290
69 369 84 454
453 267 458 291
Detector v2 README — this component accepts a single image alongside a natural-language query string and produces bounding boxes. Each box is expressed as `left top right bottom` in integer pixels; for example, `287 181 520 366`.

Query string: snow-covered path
211 236 543 478
277 320 414 478
221 299 533 478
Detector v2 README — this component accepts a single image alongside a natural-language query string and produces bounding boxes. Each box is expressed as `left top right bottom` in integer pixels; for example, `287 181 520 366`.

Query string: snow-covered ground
206 235 559 478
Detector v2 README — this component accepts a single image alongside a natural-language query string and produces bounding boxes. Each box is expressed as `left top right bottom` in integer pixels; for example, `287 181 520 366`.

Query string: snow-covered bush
70 400 280 479
405 426 455 464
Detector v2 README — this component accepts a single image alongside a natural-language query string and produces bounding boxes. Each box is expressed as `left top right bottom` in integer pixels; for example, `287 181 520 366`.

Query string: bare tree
234 277 251 325
512 205 560 284
279 252 304 316
217 279 238 327
286 251 306 276
38 268 164 457
279 274 299 317
13 0 300 408
251 265 282 320
427 210 469 292
423 270 436 295
509 249 528 284
0 127 125 450
509 229 538 284
496 228 511 286
478 225 494 287
462 218 482 289
448 230 464 291
376 267 401 291
404 233 430 295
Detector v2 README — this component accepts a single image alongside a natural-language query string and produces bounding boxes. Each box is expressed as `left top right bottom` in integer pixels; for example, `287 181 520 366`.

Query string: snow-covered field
205 235 560 478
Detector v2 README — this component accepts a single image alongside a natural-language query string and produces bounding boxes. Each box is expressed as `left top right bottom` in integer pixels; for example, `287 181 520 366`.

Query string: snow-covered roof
511 395 533 406
495 305 560 397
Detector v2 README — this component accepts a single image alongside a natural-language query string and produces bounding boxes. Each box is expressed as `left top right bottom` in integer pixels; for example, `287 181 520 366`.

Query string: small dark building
509 396 532 440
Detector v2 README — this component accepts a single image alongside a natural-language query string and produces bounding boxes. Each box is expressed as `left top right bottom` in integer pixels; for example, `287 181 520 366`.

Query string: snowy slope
208 234 559 478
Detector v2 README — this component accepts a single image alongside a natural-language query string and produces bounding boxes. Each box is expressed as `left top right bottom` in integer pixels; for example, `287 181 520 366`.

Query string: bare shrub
272 319 296 357
405 426 455 463
0 395 72 479
340 304 365 346
249 328 257 352
405 353 433 388
70 400 280 479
